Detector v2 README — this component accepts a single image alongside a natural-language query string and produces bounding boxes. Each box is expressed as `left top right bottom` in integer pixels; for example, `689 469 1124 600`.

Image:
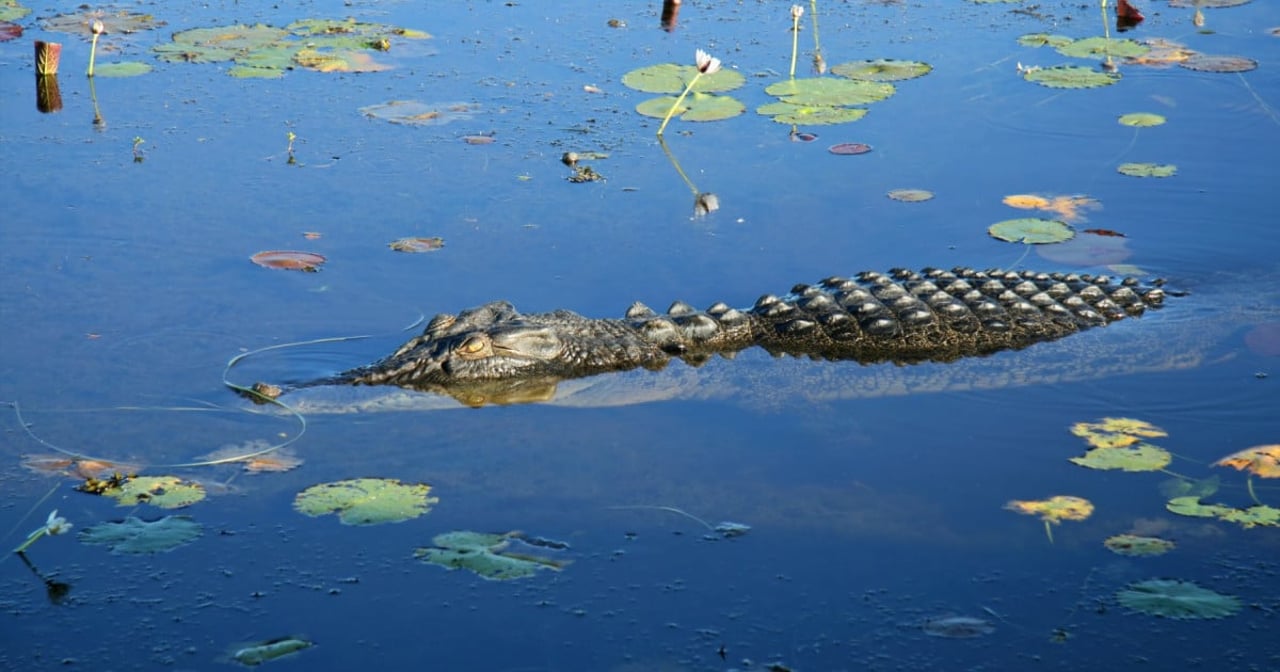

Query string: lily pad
287 17 430 40
1117 579 1241 619
1158 475 1220 500
79 515 202 554
360 100 480 126
1166 497 1280 528
1056 36 1150 59
756 102 869 125
1002 193 1098 223
765 77 895 106
0 20 21 41
1118 112 1166 127
829 142 872 155
887 188 934 202
415 530 569 580
230 637 313 667
154 24 290 64
42 10 166 38
1117 162 1176 178
988 218 1074 244
1104 534 1175 557
1005 495 1093 542
293 477 438 525
1024 65 1119 89
100 475 207 509
93 62 152 78
831 59 931 82
0 1 31 22
389 237 446 253
635 93 745 122
1017 33 1074 48
1070 417 1166 448
229 66 286 79
294 47 391 73
620 63 745 94
922 616 994 638
1214 445 1280 478
251 250 326 271
1070 443 1171 472
1180 54 1258 73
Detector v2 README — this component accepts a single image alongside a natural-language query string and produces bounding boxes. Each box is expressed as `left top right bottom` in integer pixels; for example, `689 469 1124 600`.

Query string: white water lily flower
791 4 805 20
44 510 72 536
695 49 721 75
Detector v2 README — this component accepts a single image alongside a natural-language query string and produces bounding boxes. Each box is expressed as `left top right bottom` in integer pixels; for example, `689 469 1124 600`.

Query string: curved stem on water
657 72 702 137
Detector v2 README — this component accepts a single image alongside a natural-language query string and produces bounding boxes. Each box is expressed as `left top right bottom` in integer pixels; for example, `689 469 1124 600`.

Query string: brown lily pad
829 142 872 155
250 250 326 271
389 237 445 253
1180 54 1258 73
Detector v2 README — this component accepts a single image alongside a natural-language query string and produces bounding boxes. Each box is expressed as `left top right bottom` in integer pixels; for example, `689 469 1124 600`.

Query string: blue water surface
2 0 1279 669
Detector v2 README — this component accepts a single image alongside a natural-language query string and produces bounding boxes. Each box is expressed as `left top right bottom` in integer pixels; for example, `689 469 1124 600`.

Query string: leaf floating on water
91 61 153 77
620 63 745 94
1166 497 1280 528
251 250 326 271
1072 417 1168 447
1002 194 1098 223
155 24 289 63
1214 445 1280 478
1056 36 1150 59
1070 442 1171 472
79 515 202 554
765 78 896 107
0 21 21 42
0 3 31 22
295 47 391 73
1117 579 1241 619
1104 534 1175 557
1180 54 1258 73
231 637 313 667
1023 65 1119 89
1005 495 1093 541
922 615 995 638
1125 38 1197 68
1158 474 1220 500
92 475 208 509
1117 162 1176 178
756 102 868 125
293 477 438 525
887 188 934 202
414 530 570 580
830 59 932 82
360 100 480 126
1017 33 1075 48
988 218 1074 244
42 10 166 38
1118 112 1166 127
389 237 445 253
829 142 872 155
635 92 745 122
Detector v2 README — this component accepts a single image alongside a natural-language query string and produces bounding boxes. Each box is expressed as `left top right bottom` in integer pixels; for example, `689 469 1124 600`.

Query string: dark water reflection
3 0 1279 669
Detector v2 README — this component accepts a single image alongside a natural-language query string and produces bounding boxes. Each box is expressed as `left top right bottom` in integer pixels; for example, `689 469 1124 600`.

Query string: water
2 0 1279 669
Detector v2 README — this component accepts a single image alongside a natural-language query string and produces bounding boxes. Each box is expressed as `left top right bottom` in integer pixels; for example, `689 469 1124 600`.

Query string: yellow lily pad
1117 162 1177 178
1118 112 1167 127
1006 495 1093 542
293 478 438 525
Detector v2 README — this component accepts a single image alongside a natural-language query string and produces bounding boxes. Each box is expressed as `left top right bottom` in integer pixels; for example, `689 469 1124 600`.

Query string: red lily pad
0 21 22 42
829 142 872 155
250 250 326 271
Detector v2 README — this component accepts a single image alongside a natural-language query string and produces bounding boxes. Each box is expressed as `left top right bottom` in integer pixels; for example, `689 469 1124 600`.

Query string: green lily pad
765 77 896 106
1104 534 1175 557
1119 112 1166 127
287 17 431 40
1117 162 1177 178
1017 33 1074 48
1167 496 1280 528
360 100 480 126
293 477 438 525
1117 579 1241 619
635 92 745 122
888 188 934 202
621 63 745 94
1179 54 1257 73
1070 443 1172 472
1158 475 1220 500
1056 36 1150 60
1023 65 1119 89
0 1 31 22
101 475 206 509
93 61 153 78
414 530 569 581
42 10 166 38
154 24 290 63
988 218 1074 244
756 102 868 125
831 59 932 82
79 515 202 554
230 638 313 667
229 65 286 79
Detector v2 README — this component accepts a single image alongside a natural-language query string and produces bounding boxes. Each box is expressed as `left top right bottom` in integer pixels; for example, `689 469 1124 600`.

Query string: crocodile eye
458 336 487 355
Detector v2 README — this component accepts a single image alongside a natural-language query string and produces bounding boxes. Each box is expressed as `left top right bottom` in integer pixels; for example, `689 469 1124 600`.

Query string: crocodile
259 267 1174 405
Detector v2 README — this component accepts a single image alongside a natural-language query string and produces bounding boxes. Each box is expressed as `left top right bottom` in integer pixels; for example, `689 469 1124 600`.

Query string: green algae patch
79 515 202 554
831 59 931 82
1023 65 1119 89
988 218 1074 244
636 92 745 122
621 63 745 94
415 530 570 580
293 478 438 525
1117 579 1241 619
1117 162 1177 178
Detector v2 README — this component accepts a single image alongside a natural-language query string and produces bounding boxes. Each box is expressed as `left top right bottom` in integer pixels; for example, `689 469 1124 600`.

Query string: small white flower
44 510 72 536
91 19 105 35
695 49 721 75
791 4 805 20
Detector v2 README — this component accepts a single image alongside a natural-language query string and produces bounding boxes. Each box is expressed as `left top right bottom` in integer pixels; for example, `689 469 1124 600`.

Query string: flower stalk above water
87 19 104 77
656 49 721 136
789 5 804 79
13 510 73 555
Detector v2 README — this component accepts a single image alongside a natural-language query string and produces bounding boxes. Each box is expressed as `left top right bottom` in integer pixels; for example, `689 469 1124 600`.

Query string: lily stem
789 12 801 79
88 32 99 77
656 72 703 137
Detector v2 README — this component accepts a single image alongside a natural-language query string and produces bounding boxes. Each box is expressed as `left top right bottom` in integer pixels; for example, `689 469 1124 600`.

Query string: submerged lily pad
1071 443 1171 472
922 615 994 638
1118 112 1166 127
756 102 868 125
1056 36 1150 59
831 59 932 82
765 78 895 106
231 637 313 667
635 92 745 122
360 100 480 126
1117 162 1177 178
1180 54 1258 73
887 188 934 202
1117 579 1241 619
620 63 745 94
1024 65 1119 89
414 530 569 580
100 476 207 509
93 62 152 78
1104 534 1175 557
988 218 1074 244
79 515 202 554
293 477 438 525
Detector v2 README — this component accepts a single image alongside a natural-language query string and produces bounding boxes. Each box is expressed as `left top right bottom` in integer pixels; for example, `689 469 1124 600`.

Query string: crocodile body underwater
299 267 1170 398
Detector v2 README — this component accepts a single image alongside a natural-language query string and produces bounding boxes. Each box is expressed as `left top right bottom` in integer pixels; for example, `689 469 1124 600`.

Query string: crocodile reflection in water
255 267 1175 408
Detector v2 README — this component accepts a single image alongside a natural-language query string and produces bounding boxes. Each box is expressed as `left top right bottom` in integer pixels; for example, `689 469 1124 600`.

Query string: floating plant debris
1117 162 1176 178
79 515 202 554
293 478 438 525
922 615 995 638
1116 579 1241 619
389 237 446 253
250 250 326 271
988 218 1074 244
